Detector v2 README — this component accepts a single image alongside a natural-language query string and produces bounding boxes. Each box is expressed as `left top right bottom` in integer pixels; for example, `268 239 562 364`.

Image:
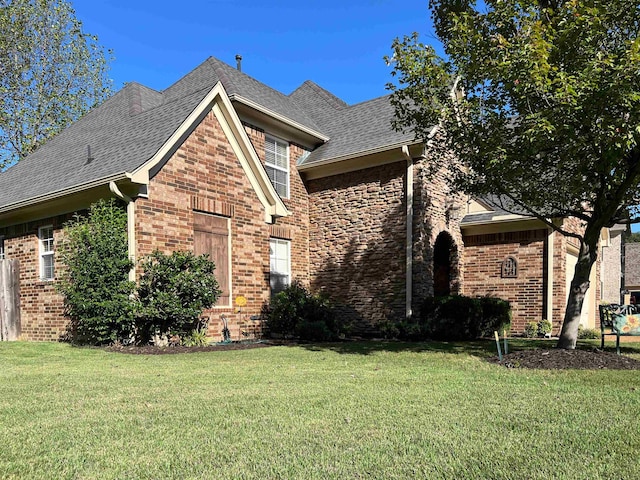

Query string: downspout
109 181 136 281
402 145 413 318
546 227 554 327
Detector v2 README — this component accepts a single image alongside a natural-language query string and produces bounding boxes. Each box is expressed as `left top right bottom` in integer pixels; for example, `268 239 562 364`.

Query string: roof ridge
345 93 393 109
291 80 348 110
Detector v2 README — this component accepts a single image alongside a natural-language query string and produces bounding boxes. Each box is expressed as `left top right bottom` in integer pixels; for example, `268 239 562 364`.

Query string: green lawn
1 340 639 479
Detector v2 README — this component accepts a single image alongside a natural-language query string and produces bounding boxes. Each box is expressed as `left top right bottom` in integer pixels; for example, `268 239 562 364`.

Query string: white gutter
0 172 131 215
109 181 136 281
546 227 554 325
230 94 330 142
297 140 423 171
460 215 535 227
402 145 413 318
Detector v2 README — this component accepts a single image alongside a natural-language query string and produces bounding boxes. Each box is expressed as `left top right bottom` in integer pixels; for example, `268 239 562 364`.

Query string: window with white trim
265 135 289 198
269 238 290 296
0 236 5 259
39 226 55 280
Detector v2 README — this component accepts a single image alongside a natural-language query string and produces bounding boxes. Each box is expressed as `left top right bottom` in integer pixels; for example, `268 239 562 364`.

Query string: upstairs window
39 226 55 280
265 135 289 198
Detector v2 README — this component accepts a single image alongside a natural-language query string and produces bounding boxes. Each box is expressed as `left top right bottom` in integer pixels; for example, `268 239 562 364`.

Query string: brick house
0 57 616 340
624 241 640 304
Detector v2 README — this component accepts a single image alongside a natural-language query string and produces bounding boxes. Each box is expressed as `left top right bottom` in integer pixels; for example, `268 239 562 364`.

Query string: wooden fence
0 259 21 341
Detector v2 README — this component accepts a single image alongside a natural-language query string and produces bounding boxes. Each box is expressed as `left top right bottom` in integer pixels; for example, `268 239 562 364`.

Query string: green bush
181 329 210 347
524 322 539 338
136 250 221 344
477 297 512 337
538 319 553 337
264 281 339 341
389 295 511 341
57 199 136 345
578 326 600 339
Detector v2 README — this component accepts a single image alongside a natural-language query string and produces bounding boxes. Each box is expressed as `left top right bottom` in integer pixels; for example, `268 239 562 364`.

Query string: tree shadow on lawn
297 339 498 357
296 338 619 357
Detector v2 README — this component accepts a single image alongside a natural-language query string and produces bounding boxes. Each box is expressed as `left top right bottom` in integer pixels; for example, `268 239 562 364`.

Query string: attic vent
501 256 518 278
86 145 94 164
235 54 242 72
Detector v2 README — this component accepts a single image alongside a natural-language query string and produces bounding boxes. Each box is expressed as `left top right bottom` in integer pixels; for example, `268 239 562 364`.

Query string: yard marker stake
494 331 503 361
503 329 508 355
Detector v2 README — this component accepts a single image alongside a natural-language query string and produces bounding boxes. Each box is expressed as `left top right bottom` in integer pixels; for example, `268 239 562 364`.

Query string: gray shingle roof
0 56 422 211
164 58 322 132
0 57 324 211
460 195 534 225
0 82 206 210
289 81 418 166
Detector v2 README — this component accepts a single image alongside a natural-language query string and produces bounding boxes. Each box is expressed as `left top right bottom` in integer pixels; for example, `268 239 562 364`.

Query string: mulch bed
105 341 640 370
489 348 640 370
105 341 276 355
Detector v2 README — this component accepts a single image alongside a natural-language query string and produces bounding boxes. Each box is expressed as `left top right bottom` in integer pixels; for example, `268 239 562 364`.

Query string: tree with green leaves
58 199 135 345
0 0 112 169
387 0 640 349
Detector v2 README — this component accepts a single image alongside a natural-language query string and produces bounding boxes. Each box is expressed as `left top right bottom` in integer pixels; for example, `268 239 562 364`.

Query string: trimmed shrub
136 250 221 344
57 199 136 345
390 295 511 341
524 322 539 338
578 326 600 339
264 281 339 341
477 297 512 337
538 319 553 337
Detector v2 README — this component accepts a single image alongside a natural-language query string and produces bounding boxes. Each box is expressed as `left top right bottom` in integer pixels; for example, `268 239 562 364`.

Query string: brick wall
0 216 69 340
307 161 407 335
243 124 310 285
134 110 310 341
462 229 547 333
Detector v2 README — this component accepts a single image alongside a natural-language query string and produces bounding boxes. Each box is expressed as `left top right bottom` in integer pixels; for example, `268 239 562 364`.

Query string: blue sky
72 0 440 105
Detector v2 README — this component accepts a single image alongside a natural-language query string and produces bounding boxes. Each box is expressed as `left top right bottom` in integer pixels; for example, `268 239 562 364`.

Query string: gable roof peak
125 82 163 116
290 80 348 110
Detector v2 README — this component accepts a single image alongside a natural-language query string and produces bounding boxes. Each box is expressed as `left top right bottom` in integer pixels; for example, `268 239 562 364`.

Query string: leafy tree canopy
0 0 112 169
387 0 640 348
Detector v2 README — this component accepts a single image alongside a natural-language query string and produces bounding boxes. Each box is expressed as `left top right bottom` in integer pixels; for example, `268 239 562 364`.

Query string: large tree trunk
557 228 600 349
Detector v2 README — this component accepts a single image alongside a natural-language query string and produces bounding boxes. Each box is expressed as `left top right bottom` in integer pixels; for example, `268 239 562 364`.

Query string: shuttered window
194 213 230 306
265 135 289 198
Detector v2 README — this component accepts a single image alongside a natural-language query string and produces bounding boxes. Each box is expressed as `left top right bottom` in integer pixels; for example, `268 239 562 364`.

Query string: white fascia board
0 172 130 215
132 82 289 223
297 140 423 171
229 94 330 142
461 214 533 227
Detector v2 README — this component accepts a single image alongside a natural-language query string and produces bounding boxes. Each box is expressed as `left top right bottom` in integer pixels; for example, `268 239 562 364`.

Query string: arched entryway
433 232 458 297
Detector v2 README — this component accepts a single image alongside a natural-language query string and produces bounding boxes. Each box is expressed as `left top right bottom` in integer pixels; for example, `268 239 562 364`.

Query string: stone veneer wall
134 110 310 341
462 229 547 334
0 215 69 340
411 156 466 311
307 161 407 335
